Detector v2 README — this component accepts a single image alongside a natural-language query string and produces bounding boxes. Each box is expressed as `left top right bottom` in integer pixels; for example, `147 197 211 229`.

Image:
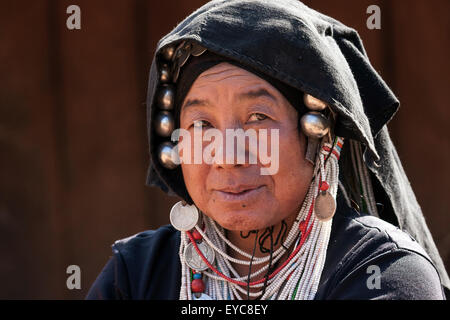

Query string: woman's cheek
182 163 210 205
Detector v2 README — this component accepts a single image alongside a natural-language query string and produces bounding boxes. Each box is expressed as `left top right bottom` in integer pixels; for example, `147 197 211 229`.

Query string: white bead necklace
179 137 344 300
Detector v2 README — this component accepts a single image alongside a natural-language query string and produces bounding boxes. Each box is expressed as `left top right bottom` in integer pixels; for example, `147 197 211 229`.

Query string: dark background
0 0 448 299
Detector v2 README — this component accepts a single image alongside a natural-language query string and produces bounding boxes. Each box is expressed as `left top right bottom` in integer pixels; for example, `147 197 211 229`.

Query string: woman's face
179 63 313 231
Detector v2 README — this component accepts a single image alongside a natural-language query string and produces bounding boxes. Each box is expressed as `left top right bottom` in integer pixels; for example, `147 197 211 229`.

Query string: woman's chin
206 205 274 232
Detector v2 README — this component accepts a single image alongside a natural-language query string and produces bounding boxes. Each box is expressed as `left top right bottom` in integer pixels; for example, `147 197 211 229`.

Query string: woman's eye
192 120 211 128
248 113 268 122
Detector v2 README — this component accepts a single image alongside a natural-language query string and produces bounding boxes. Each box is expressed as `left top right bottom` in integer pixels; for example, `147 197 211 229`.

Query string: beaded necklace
178 137 343 300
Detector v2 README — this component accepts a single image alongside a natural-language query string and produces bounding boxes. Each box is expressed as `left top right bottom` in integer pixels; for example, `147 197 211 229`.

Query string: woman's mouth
213 185 265 202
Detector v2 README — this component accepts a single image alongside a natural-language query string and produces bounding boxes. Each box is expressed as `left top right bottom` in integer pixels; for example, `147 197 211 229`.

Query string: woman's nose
209 124 256 170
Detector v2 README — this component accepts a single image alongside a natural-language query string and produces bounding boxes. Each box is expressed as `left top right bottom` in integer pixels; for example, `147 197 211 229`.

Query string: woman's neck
225 212 298 281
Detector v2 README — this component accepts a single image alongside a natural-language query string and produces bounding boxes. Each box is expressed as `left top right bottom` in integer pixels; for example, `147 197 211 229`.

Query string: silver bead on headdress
154 41 207 169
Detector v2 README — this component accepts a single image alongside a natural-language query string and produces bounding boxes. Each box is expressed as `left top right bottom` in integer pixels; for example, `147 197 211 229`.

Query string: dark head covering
145 0 450 292
173 50 307 130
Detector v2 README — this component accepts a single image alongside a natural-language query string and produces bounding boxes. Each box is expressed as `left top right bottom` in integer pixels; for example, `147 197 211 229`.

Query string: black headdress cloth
145 0 450 291
173 50 308 131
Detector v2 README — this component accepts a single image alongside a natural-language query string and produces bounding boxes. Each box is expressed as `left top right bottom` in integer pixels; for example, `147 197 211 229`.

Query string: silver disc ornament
314 190 336 222
170 201 199 231
184 241 215 272
176 46 190 68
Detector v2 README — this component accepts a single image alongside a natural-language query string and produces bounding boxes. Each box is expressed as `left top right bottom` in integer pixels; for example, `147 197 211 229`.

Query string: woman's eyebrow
236 88 278 103
182 98 210 110
182 88 278 110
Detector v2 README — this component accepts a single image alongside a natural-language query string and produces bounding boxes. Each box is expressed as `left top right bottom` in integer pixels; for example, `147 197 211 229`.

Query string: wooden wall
0 0 448 299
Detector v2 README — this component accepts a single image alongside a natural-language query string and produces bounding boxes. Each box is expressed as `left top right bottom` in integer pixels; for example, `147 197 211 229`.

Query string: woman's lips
213 185 265 202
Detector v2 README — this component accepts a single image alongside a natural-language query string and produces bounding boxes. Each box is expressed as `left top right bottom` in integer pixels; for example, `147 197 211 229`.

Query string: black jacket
86 193 445 300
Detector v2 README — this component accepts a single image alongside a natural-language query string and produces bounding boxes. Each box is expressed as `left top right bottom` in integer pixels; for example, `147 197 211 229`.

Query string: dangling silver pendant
305 137 319 165
184 241 215 272
193 293 213 300
314 190 336 222
170 201 199 231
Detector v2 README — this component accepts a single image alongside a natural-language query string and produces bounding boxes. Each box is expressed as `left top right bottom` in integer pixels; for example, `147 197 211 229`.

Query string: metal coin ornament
184 241 215 272
170 201 199 231
190 43 207 56
171 61 181 83
314 182 336 221
176 46 190 68
173 40 186 58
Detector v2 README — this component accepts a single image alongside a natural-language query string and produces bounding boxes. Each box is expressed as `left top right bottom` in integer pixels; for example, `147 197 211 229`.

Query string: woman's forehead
184 63 283 106
189 62 270 88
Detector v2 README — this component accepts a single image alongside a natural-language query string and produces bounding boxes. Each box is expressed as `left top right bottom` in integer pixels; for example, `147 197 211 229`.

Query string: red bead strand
186 200 315 288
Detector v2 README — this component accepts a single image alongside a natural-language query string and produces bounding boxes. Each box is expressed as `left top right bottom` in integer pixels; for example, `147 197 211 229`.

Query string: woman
87 0 448 300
